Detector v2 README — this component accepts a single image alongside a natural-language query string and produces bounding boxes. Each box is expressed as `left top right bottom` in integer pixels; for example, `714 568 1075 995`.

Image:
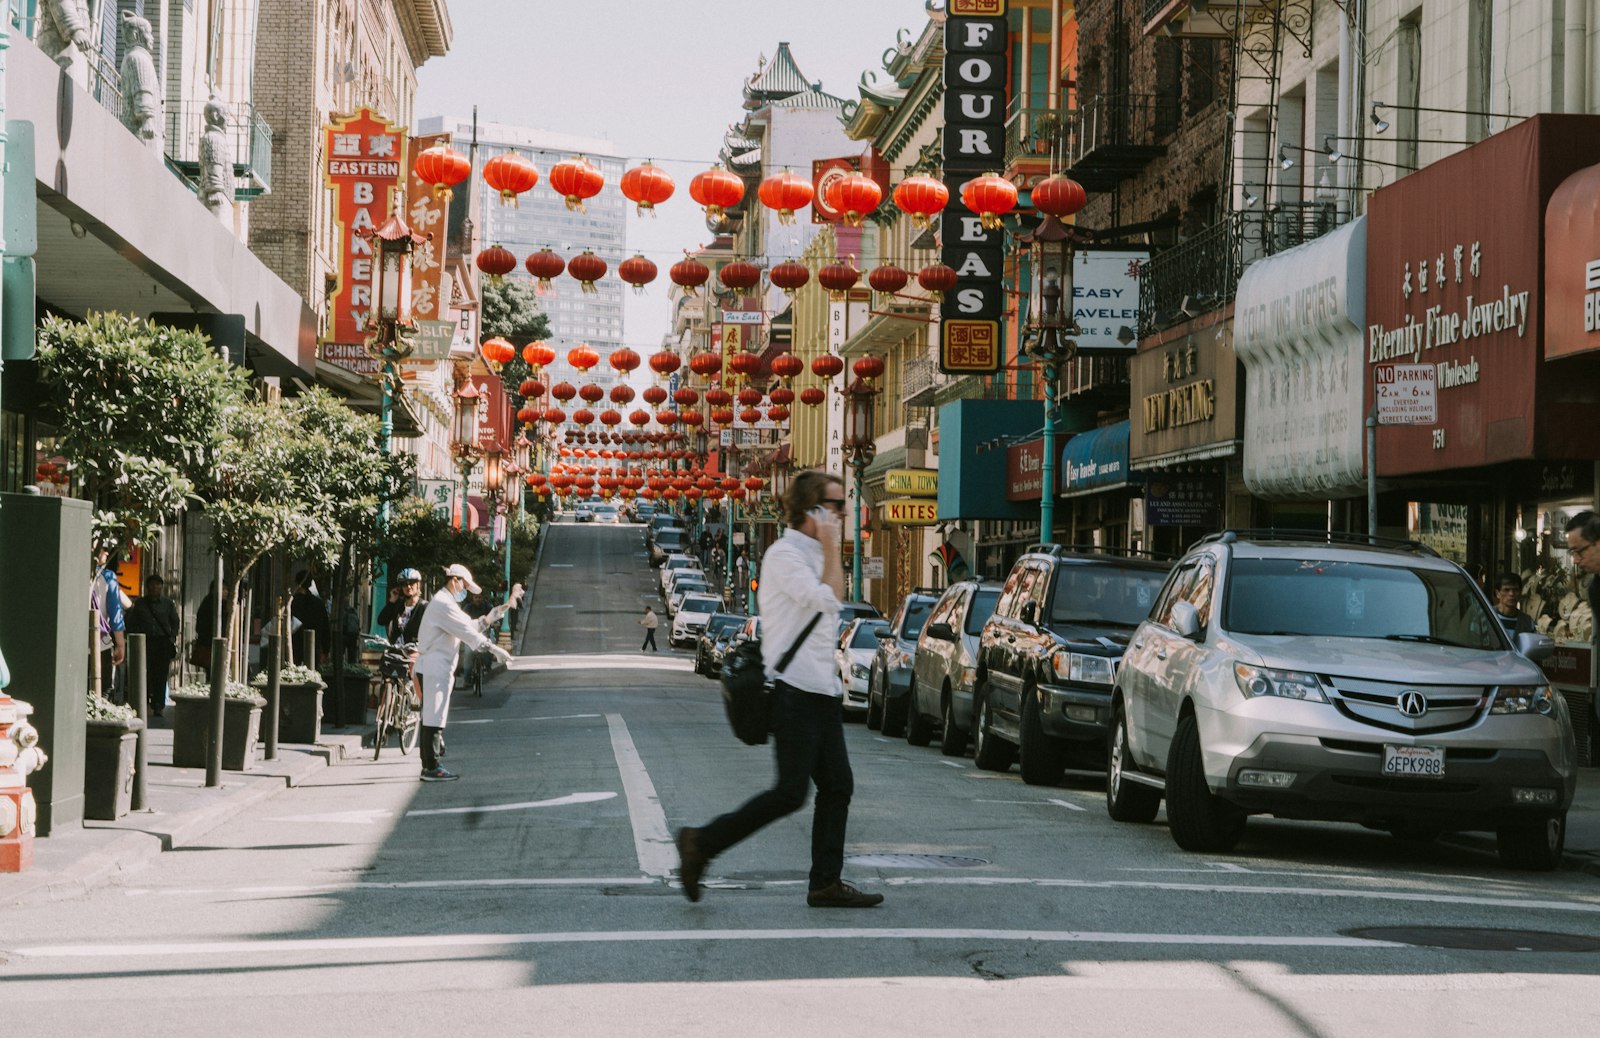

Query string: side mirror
926 621 957 641
1170 601 1202 640
874 629 894 640
1019 600 1038 626
1516 631 1555 662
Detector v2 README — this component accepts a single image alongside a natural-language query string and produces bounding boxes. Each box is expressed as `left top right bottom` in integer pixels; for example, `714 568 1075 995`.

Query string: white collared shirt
415 587 494 678
757 527 842 696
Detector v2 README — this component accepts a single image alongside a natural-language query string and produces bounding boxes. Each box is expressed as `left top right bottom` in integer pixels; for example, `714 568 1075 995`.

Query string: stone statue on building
197 95 234 215
36 0 93 85
119 11 163 151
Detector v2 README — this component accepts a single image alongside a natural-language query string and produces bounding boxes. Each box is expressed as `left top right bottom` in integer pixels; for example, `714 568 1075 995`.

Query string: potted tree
83 691 143 820
170 681 266 771
254 663 324 743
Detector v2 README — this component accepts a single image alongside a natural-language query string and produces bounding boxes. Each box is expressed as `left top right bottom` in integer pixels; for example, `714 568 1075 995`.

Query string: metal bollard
205 636 226 788
128 634 148 811
264 634 281 761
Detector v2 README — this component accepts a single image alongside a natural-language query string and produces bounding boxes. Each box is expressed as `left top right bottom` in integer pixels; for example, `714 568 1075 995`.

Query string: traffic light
749 577 759 593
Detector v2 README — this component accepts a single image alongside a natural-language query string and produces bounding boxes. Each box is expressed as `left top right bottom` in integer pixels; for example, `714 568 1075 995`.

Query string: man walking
127 574 179 717
91 547 127 703
1565 513 1600 760
640 605 660 652
414 564 512 782
676 469 882 909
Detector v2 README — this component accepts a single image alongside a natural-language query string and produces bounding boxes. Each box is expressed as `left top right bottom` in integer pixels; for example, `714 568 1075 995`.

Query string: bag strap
773 612 823 674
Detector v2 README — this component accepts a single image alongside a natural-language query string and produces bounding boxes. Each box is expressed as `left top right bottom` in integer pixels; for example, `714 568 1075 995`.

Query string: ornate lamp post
1023 213 1078 545
359 206 426 628
452 381 482 532
483 447 504 547
841 377 879 599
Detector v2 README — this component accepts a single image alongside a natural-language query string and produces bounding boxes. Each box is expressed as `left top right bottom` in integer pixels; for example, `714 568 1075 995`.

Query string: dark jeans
642 628 658 651
146 647 174 714
420 725 444 771
697 682 854 890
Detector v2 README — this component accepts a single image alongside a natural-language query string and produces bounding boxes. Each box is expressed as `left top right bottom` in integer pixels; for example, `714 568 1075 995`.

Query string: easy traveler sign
324 107 407 350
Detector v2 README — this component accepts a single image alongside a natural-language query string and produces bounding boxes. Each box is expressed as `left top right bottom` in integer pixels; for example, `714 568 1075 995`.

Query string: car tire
1496 812 1567 870
1164 712 1245 852
905 680 934 747
866 672 883 731
972 684 1015 773
938 685 967 757
882 690 907 738
1106 705 1161 823
1018 684 1069 787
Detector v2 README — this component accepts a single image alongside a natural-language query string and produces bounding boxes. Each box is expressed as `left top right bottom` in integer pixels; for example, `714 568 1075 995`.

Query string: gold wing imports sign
324 107 408 350
940 0 1008 374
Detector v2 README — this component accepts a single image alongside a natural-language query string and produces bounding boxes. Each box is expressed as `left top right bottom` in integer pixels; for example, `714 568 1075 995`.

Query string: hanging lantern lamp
619 161 675 215
757 169 814 225
548 155 604 212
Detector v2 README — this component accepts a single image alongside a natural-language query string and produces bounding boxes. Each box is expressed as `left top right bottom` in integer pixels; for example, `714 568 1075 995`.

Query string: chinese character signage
1005 439 1045 501
324 107 407 350
403 131 450 327
466 373 508 452
1144 477 1220 527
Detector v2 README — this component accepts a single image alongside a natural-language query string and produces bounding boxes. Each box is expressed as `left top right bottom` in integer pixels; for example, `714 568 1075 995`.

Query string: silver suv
1109 530 1576 869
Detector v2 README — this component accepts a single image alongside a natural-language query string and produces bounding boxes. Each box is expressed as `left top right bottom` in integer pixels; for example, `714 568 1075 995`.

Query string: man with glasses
676 469 883 909
377 567 427 645
1490 572 1535 637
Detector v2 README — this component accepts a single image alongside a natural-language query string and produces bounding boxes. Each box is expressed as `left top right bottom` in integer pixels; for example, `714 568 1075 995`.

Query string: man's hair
1565 511 1600 544
146 574 164 587
785 469 844 529
1494 572 1520 591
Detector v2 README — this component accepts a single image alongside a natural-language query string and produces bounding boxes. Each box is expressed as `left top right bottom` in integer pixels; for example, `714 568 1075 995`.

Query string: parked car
658 555 699 590
866 589 942 737
906 578 1004 753
664 563 707 593
974 546 1171 785
706 618 748 675
695 613 747 675
1109 530 1573 868
837 618 890 716
669 580 713 616
647 514 680 545
574 505 594 523
840 600 883 623
591 502 620 524
670 594 722 646
650 527 690 564
633 503 656 524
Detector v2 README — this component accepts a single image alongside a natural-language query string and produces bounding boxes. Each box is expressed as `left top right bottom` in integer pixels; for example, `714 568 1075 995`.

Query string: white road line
126 877 658 897
542 603 575 609
11 928 1408 960
453 713 602 726
939 760 966 768
508 654 694 673
548 564 575 568
1048 797 1087 812
408 791 617 817
607 713 675 878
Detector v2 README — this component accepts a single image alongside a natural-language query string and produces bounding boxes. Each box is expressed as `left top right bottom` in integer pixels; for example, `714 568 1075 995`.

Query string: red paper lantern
818 260 860 300
524 248 565 288
720 477 741 491
810 354 845 379
757 169 814 224
717 260 761 294
892 174 949 228
739 408 763 425
673 387 700 407
619 161 675 215
710 407 735 426
648 349 682 377
689 165 745 219
767 405 791 422
642 385 668 406
628 409 651 427
853 356 886 381
917 263 958 302
600 409 623 427
548 155 604 212
551 381 578 403
727 352 762 377
1032 174 1088 218
688 351 722 377
516 404 540 425
769 260 810 295
481 336 516 366
483 152 539 206
705 388 733 407
542 406 567 424
618 254 658 292
868 263 909 298
960 172 1018 230
413 144 471 201
523 340 556 367
518 378 540 397
567 251 607 294
670 256 712 296
475 245 517 283
578 383 604 404
608 347 640 373
680 410 704 427
737 387 764 407
572 408 596 426
656 409 680 426
825 171 882 227
568 344 600 371
770 354 804 381
744 476 766 492
769 386 796 406
800 386 827 407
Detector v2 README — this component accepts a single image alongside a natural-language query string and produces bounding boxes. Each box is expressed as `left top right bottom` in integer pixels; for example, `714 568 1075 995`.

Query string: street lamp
453 381 482 532
483 447 504 547
1022 211 1079 546
842 376 879 599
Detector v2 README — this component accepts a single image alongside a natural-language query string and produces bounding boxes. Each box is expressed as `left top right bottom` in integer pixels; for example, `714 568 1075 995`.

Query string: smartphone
807 505 830 525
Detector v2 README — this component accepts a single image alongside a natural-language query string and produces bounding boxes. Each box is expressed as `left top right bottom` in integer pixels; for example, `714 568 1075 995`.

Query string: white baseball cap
442 563 482 595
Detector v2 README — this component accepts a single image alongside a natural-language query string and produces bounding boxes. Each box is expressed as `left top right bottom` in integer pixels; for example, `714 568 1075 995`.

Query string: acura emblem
1397 691 1428 717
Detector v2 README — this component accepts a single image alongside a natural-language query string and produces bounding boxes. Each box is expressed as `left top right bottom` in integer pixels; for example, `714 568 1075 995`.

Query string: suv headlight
1491 685 1556 715
1233 663 1328 703
1052 652 1114 687
851 663 870 679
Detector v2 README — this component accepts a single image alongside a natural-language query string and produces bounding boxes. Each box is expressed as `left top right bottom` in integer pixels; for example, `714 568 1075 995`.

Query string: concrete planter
171 696 263 771
321 673 371 727
275 681 324 744
83 719 142 821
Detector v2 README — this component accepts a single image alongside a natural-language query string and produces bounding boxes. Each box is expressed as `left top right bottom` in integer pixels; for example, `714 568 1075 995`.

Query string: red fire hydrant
0 691 47 872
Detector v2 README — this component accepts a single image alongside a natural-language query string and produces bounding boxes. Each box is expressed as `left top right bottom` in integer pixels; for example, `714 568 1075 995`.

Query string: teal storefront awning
1059 420 1133 498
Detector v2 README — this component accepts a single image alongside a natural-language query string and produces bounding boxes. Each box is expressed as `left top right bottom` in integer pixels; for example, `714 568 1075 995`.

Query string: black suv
974 546 1171 784
867 588 942 737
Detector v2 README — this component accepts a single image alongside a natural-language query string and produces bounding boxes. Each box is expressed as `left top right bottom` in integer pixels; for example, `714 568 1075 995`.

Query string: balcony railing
1067 93 1173 190
164 100 275 199
1137 201 1345 335
902 356 947 409
1003 104 1072 170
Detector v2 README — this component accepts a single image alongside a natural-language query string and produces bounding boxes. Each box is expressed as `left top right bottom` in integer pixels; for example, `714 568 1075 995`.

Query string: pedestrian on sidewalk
676 469 883 910
414 563 512 782
640 605 660 652
376 568 427 645
90 547 128 703
1490 572 1535 637
126 574 179 716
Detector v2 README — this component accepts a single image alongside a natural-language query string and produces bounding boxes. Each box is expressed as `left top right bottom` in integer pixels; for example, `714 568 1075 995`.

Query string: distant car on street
867 589 942 737
906 577 1003 754
836 617 890 717
574 505 594 523
695 612 747 676
671 594 722 646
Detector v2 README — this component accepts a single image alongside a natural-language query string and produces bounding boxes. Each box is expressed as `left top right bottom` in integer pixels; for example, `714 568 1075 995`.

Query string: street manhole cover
845 853 989 869
1345 927 1600 952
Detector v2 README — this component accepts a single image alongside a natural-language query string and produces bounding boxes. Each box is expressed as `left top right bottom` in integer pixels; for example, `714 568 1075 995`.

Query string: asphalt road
5 520 1599 1036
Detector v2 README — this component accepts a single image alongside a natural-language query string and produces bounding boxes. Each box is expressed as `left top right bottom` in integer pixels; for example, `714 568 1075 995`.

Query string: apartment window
1154 38 1181 138
1185 39 1219 115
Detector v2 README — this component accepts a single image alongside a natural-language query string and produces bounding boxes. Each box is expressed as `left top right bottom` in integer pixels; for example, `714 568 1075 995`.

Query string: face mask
454 588 468 604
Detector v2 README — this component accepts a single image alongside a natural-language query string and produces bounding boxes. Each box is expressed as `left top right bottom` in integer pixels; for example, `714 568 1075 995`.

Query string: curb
1442 832 1600 878
515 527 549 654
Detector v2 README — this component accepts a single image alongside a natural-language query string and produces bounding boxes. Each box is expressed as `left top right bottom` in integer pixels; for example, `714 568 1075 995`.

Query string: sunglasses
821 497 847 510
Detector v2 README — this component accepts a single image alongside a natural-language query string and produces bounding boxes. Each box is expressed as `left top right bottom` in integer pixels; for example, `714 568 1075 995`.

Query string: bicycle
372 639 420 760
469 645 495 698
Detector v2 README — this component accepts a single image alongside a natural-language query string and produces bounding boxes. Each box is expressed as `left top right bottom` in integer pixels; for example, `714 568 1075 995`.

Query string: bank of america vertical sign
940 0 1008 375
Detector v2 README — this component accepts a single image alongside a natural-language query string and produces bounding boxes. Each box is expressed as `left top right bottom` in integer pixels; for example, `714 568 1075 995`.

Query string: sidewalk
0 720 369 908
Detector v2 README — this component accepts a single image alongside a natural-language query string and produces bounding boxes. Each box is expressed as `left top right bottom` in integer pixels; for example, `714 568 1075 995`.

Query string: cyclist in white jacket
414 564 513 782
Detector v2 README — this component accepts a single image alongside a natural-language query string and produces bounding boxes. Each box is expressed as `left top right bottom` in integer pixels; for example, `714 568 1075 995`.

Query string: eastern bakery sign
324 107 408 350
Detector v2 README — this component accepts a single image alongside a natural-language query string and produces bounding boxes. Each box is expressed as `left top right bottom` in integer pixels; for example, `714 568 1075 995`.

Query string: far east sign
324 107 407 350
1373 362 1437 425
939 0 1007 375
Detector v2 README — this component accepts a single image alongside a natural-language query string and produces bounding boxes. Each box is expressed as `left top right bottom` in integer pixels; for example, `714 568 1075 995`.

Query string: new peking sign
939 0 1008 375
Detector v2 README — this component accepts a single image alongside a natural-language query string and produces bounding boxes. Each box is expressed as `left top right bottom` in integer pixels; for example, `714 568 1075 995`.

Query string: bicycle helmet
396 567 422 583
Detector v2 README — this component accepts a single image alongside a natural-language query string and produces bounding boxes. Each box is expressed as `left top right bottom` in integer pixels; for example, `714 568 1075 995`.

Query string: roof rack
1021 543 1176 561
1195 528 1441 557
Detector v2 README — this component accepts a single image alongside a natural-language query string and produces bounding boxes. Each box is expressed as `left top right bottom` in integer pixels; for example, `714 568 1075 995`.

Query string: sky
415 0 934 351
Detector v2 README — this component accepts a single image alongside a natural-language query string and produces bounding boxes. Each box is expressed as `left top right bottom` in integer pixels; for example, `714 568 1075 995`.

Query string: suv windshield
682 598 717 613
966 590 1001 635
1223 557 1506 649
900 598 935 641
851 622 888 648
1050 567 1165 626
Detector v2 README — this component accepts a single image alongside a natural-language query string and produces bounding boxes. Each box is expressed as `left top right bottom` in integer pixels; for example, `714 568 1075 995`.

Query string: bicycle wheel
473 658 484 697
398 686 418 755
372 680 393 761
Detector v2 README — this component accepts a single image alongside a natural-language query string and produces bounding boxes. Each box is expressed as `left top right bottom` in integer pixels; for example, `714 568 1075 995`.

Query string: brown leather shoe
676 827 706 903
806 880 883 908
